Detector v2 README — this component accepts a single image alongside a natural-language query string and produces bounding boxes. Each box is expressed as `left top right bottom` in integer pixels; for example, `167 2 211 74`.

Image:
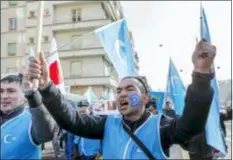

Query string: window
9 1 17 6
6 67 17 73
71 9 81 22
104 63 110 76
44 9 50 17
9 18 17 30
7 43 17 56
43 36 49 43
29 11 36 18
70 61 82 77
71 35 82 49
29 37 34 44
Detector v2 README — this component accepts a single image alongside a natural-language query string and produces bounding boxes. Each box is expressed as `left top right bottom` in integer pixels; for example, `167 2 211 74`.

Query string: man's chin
1 106 13 113
120 109 133 117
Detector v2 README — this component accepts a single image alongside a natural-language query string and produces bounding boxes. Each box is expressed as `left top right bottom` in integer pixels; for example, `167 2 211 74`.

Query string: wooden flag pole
36 1 44 54
33 1 44 87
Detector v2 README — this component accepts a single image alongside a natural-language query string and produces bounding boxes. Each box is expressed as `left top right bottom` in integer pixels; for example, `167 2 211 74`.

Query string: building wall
60 56 105 78
71 85 104 98
1 1 139 99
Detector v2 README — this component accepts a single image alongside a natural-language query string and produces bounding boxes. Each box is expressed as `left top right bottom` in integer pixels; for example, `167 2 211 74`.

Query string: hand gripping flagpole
33 1 44 88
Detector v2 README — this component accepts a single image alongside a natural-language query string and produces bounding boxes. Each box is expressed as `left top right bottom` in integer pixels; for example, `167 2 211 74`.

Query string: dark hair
78 100 90 108
121 76 148 94
166 101 171 105
1 74 23 84
146 98 157 109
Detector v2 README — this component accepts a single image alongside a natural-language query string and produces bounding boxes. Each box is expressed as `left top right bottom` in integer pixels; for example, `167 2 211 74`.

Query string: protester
41 143 45 151
1 73 55 159
146 98 158 115
27 39 216 159
64 131 75 160
220 105 232 137
63 101 77 160
52 124 62 159
74 100 100 160
163 101 176 118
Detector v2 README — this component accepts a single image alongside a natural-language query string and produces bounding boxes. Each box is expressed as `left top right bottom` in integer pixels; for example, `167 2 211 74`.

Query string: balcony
64 75 118 87
52 19 111 31
57 47 105 58
51 1 94 6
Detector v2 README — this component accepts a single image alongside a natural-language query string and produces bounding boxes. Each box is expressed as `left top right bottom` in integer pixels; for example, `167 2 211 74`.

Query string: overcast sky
121 1 231 90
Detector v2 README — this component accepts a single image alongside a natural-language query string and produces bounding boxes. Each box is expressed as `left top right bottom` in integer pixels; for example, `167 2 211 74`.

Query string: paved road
42 142 66 159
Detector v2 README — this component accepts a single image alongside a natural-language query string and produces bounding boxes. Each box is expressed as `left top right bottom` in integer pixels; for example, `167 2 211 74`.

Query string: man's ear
142 94 149 105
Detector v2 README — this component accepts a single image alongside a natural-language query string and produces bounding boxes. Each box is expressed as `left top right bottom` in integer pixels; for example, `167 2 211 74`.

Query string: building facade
1 1 139 98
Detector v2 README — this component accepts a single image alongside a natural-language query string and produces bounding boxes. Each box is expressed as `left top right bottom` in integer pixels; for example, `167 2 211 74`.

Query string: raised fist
192 39 216 73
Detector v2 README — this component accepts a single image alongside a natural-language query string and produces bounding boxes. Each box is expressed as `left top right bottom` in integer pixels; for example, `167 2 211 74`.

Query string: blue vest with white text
101 114 168 159
74 136 100 156
1 109 41 159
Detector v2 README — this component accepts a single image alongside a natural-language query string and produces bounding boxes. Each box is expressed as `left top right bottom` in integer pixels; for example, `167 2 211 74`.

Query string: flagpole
46 30 95 59
36 1 44 54
162 57 170 110
34 1 44 87
200 1 203 40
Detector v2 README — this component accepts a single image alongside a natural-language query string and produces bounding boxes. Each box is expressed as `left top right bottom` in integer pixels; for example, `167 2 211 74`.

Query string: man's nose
119 89 128 98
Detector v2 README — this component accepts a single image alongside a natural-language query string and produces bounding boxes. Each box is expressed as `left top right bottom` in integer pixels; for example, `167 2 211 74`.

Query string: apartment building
1 1 140 98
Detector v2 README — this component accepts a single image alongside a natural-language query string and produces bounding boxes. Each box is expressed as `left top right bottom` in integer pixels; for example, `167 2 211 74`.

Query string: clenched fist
192 39 216 74
27 52 50 88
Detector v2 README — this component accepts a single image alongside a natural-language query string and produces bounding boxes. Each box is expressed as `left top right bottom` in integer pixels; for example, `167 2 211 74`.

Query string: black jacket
220 108 232 136
164 109 176 118
38 72 214 156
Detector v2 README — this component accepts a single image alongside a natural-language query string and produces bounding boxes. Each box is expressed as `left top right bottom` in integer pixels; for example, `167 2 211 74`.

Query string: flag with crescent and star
200 5 226 154
95 19 137 79
165 58 186 116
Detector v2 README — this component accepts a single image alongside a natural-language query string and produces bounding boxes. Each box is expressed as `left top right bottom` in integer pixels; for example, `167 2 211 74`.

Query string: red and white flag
47 38 65 94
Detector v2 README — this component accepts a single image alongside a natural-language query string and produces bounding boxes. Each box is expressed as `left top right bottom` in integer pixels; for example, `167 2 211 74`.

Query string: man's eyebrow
6 87 17 90
126 84 135 89
116 87 122 91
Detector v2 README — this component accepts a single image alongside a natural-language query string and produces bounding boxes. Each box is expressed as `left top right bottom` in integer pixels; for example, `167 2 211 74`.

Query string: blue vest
1 109 41 159
74 136 100 156
101 114 168 159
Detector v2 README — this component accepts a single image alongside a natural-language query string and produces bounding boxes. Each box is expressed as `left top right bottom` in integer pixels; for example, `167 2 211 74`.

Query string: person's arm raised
27 52 106 139
160 39 216 150
38 82 106 139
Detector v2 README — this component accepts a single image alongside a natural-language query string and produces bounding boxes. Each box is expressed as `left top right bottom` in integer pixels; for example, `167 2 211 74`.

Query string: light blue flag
95 19 137 79
200 6 226 154
149 91 165 113
84 87 98 104
165 58 186 116
28 47 35 60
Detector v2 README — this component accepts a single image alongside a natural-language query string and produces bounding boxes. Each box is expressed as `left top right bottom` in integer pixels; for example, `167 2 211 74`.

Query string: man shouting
26 39 215 159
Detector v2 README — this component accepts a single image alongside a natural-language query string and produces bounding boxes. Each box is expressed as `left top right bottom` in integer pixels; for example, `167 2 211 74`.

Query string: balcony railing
64 75 118 87
52 17 110 31
58 47 105 58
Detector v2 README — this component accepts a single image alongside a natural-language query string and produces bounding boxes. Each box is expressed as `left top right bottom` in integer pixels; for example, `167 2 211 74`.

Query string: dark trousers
189 153 212 160
76 154 96 160
65 133 75 160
